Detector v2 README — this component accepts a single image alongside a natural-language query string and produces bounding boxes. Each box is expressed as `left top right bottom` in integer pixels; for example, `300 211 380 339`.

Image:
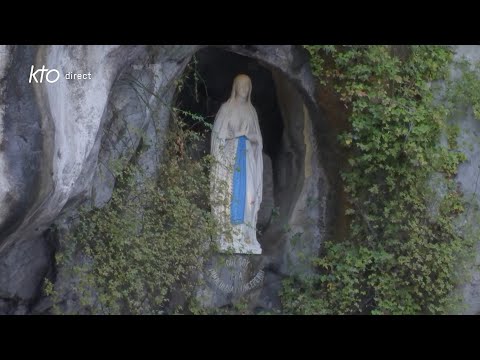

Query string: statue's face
235 78 250 101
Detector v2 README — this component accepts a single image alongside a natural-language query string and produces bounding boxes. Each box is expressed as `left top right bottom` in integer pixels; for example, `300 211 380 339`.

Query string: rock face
0 45 200 312
455 103 480 315
451 46 480 315
257 152 274 230
1 44 478 314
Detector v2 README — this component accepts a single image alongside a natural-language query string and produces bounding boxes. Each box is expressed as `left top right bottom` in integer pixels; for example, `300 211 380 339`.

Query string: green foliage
446 57 480 120
282 45 478 315
48 105 218 314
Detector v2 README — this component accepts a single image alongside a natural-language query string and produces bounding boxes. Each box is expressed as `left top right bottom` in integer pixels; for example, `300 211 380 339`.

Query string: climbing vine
281 45 479 315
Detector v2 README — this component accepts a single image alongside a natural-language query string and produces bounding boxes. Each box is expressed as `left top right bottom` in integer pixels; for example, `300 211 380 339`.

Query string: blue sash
230 136 247 224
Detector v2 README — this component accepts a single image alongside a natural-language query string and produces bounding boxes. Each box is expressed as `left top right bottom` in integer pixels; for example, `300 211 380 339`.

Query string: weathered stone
257 152 274 229
0 233 53 301
448 46 480 315
272 70 326 276
0 45 197 310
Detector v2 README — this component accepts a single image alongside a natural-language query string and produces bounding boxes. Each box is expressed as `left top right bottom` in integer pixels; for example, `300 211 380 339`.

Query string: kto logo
29 65 60 83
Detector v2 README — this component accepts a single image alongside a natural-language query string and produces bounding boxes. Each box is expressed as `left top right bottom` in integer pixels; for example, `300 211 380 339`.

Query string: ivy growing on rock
281 45 479 315
45 70 219 315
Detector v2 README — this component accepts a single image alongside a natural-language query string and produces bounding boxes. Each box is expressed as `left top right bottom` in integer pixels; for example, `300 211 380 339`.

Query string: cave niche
174 46 328 278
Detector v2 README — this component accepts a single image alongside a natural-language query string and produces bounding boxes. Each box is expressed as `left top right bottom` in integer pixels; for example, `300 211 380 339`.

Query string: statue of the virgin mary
210 74 263 254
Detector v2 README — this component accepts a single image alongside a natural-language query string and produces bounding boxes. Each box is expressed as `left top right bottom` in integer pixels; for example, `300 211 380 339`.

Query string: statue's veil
211 74 262 150
229 74 252 104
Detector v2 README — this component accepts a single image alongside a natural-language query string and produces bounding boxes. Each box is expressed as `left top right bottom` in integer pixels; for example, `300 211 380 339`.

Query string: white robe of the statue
210 89 263 254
